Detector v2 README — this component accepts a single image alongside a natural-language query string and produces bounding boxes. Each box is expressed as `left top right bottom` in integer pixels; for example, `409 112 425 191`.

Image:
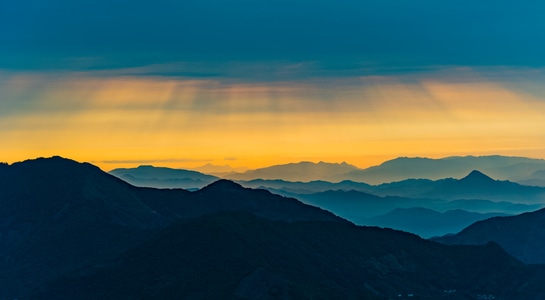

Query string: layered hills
108 162 545 238
333 155 545 184
0 157 339 298
224 161 359 182
3 156 545 299
109 165 219 189
237 171 545 237
221 156 545 185
434 208 545 264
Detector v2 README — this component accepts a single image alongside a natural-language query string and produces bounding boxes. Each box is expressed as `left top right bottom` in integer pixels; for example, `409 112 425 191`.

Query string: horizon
4 153 545 174
2 0 545 170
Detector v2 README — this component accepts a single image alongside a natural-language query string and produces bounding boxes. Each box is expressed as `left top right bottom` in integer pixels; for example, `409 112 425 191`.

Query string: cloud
2 0 544 77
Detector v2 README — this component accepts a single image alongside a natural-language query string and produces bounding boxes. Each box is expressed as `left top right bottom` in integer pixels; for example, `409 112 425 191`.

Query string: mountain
237 178 374 194
434 208 545 264
238 171 545 207
224 161 359 182
518 169 545 187
109 165 219 189
292 190 442 220
372 170 545 203
190 163 248 176
331 155 545 184
33 211 545 299
0 157 342 299
362 207 509 238
0 157 178 298
252 173 544 225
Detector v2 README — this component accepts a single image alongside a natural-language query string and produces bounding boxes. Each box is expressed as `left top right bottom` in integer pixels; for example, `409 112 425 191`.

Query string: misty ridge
3 155 545 299
110 155 545 238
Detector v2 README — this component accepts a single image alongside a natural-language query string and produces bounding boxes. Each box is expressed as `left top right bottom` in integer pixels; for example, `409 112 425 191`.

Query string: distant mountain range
221 156 545 185
518 169 545 187
236 171 545 238
3 156 545 298
190 163 249 176
331 155 545 185
224 161 359 182
109 165 219 189
371 170 545 203
108 163 545 238
239 170 545 204
363 208 509 238
434 207 545 264
108 155 545 191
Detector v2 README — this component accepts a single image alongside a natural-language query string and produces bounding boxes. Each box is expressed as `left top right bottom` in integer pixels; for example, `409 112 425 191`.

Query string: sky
1 0 545 170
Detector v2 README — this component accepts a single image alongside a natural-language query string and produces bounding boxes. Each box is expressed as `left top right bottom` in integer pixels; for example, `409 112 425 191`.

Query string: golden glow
1 69 545 170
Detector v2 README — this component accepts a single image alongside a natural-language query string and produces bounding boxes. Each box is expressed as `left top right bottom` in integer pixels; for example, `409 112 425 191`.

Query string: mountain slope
362 207 509 238
0 157 343 299
34 211 545 299
434 208 545 264
109 165 219 189
0 157 174 297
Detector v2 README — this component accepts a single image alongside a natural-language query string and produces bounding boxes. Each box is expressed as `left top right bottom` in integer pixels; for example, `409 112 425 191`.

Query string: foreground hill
0 157 341 298
434 208 545 264
109 165 219 189
34 211 545 300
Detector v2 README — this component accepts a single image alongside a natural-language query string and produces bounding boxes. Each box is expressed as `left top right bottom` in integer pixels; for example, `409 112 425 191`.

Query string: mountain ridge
33 211 545 299
433 207 545 264
109 165 219 189
0 156 344 298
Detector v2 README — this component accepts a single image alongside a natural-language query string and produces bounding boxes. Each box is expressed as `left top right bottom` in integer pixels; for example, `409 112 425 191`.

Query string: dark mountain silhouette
329 155 545 184
224 161 359 182
362 207 509 238
109 165 219 189
33 211 545 299
0 156 179 297
434 208 545 264
0 157 342 299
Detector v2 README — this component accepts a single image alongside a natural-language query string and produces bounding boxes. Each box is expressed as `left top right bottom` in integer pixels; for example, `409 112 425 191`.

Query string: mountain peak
460 170 494 182
11 156 101 173
201 179 244 191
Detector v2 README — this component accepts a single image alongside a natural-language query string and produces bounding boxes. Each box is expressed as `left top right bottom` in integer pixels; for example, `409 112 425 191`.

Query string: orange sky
1 67 545 171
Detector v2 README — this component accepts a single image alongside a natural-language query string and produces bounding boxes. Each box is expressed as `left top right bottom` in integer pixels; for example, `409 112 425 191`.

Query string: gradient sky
1 0 545 170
